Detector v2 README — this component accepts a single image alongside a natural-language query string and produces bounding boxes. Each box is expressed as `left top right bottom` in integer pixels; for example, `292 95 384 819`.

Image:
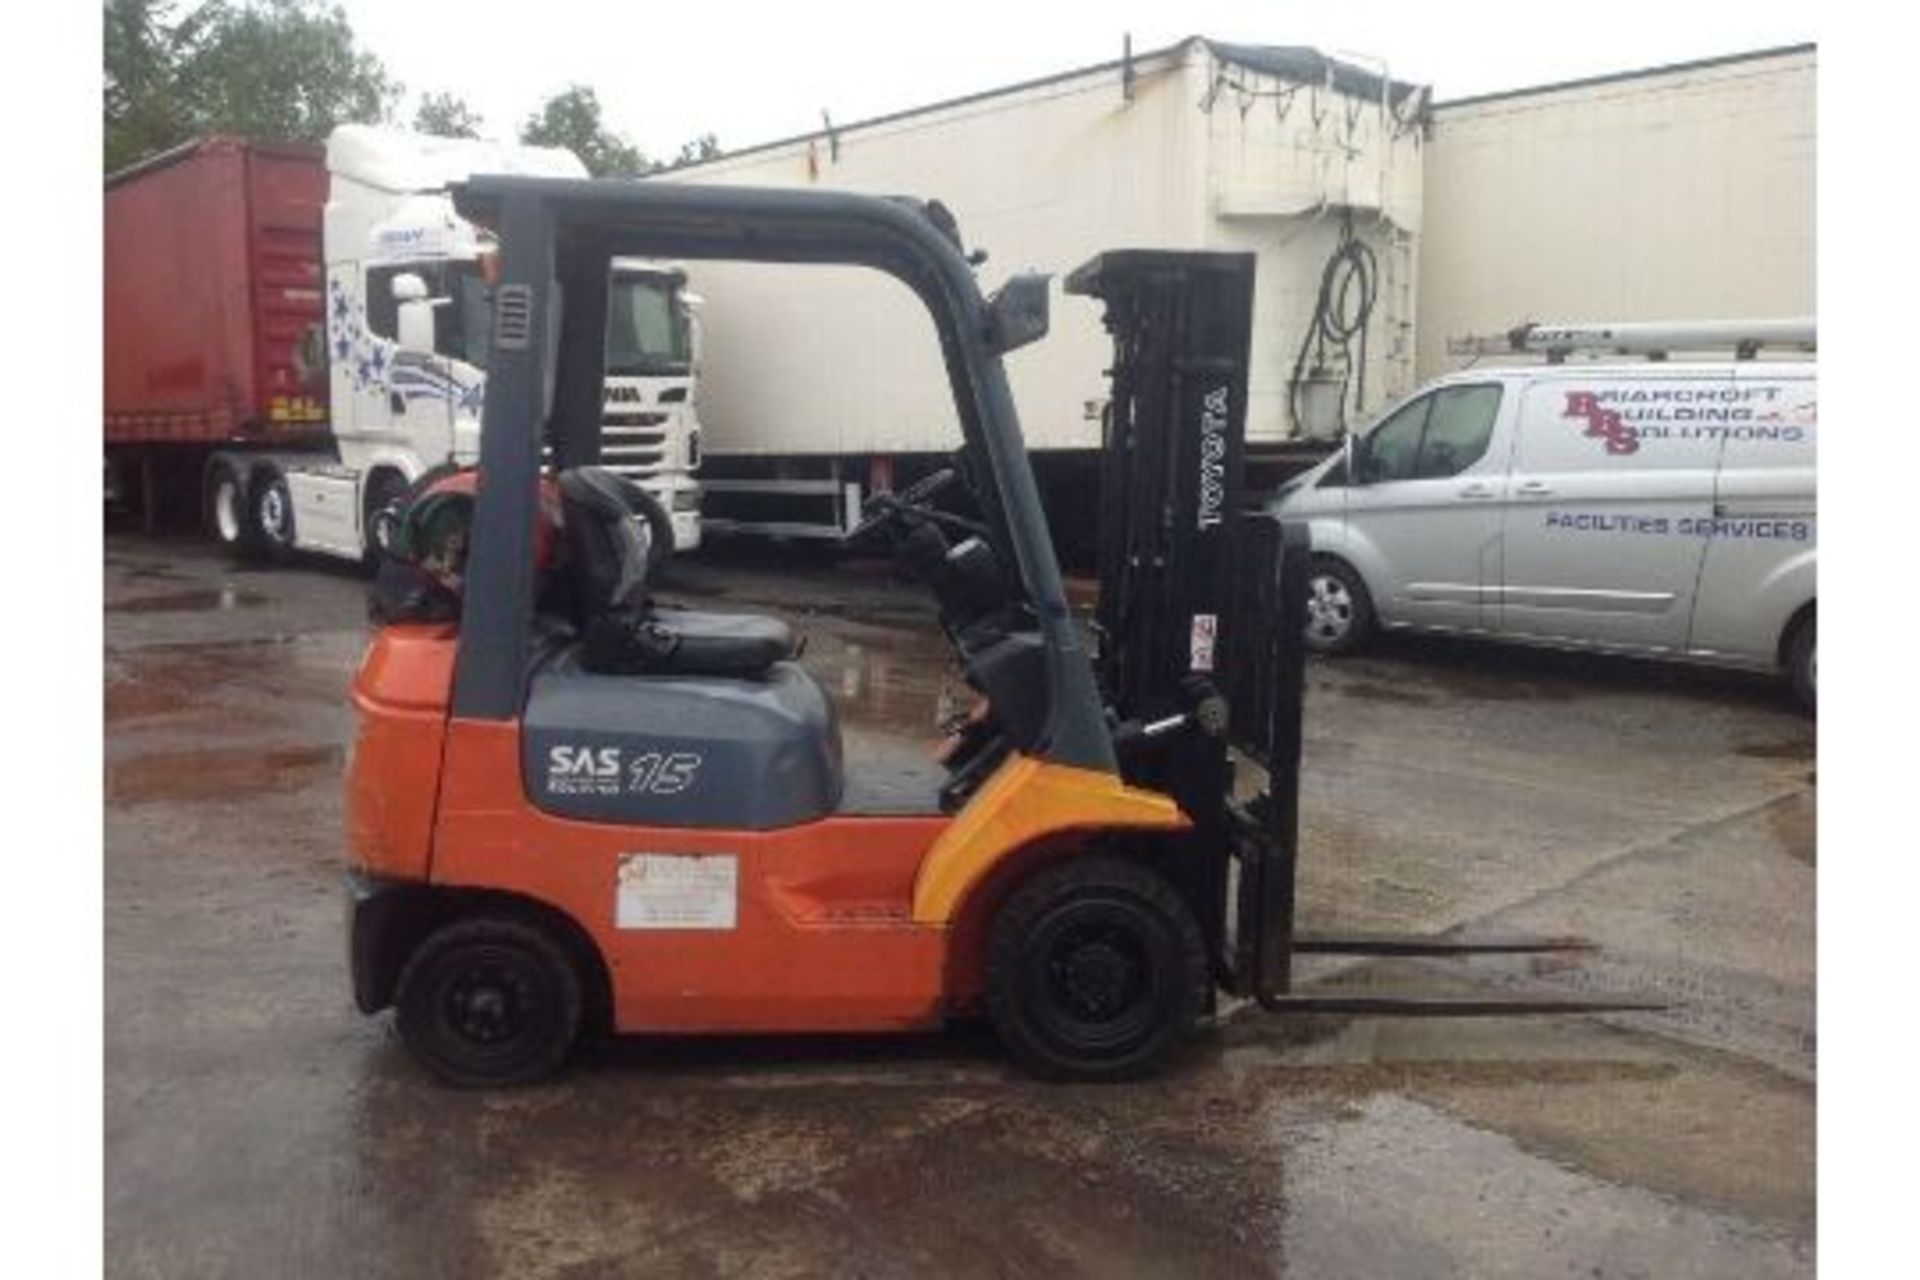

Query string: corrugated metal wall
1415 48 1815 380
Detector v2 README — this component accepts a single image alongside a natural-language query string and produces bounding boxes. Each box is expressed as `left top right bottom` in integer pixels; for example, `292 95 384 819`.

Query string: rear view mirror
393 272 447 356
985 273 1050 354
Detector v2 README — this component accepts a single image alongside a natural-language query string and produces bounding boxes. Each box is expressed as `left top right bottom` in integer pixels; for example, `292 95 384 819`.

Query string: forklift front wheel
986 855 1208 1082
393 916 584 1088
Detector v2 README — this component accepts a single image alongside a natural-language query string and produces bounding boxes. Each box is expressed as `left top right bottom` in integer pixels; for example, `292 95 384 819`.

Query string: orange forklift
344 178 1649 1085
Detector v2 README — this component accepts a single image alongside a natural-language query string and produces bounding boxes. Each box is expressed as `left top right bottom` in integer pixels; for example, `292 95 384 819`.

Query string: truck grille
602 409 669 475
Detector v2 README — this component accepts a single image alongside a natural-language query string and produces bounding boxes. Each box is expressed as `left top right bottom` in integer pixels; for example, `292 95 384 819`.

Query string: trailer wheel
249 467 296 562
1303 557 1374 654
205 460 251 554
986 855 1208 1082
393 916 583 1088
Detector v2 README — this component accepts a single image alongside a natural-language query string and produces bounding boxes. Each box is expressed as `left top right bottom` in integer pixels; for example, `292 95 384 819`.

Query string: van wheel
394 916 583 1088
205 461 252 555
249 467 296 562
986 855 1208 1082
1786 615 1815 714
1304 558 1374 654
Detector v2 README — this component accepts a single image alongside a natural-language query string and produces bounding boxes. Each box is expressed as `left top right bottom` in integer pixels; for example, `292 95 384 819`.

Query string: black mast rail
1069 249 1662 1022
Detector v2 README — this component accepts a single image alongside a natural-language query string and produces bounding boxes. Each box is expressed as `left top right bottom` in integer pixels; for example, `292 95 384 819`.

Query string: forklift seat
556 467 798 678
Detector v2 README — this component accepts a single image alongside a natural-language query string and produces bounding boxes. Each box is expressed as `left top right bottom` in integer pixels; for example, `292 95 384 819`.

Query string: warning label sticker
1190 613 1219 672
616 853 738 930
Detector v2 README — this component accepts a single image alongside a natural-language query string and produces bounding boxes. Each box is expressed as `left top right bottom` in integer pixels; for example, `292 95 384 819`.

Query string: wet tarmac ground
104 535 1815 1278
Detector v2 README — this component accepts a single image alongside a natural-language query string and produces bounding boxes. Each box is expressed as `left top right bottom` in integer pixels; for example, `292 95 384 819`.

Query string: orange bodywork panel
910 755 1191 924
348 629 1191 1034
345 626 457 882
431 720 952 1033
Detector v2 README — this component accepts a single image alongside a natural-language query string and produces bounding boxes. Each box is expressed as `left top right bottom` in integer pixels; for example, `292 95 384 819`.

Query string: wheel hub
445 967 532 1047
1307 575 1352 639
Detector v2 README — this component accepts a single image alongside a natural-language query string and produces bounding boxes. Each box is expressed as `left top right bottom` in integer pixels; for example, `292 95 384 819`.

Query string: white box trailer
656 37 1428 548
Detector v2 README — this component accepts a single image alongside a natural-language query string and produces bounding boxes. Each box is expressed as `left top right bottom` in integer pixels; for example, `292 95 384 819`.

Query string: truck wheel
1304 557 1374 654
986 855 1208 1082
1786 614 1815 714
205 460 252 554
393 916 583 1088
249 467 296 562
362 469 409 561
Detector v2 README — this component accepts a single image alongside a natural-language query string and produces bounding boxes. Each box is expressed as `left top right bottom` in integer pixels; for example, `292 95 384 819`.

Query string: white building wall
658 46 1212 456
659 40 1424 455
1416 48 1815 379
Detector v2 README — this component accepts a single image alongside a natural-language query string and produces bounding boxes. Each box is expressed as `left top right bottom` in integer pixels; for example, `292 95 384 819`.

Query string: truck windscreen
605 276 690 376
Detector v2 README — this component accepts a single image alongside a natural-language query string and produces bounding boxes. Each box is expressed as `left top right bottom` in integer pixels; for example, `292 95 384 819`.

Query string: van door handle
1515 480 1553 497
1458 482 1495 500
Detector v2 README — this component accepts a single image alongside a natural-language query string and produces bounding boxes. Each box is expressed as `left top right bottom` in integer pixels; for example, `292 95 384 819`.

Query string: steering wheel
846 467 960 542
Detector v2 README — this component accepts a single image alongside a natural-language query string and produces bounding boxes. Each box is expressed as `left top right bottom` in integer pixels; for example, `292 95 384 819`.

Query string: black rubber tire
248 466 297 563
1303 556 1376 655
204 460 253 556
393 916 584 1088
986 855 1209 1083
361 468 411 562
1786 614 1815 714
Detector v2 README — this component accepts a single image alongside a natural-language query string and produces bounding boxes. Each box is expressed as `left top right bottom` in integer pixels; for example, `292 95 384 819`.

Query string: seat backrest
556 467 651 621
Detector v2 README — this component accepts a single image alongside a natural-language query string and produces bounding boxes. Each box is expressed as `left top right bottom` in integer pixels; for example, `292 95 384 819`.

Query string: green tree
414 90 483 139
672 133 721 167
104 0 399 171
521 85 648 177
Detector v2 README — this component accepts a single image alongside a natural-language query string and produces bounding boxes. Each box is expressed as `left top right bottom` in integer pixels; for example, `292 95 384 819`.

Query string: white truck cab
1274 332 1817 707
210 126 703 561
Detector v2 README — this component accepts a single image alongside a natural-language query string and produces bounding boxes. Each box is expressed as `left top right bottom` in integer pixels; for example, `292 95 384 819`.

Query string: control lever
1111 679 1229 752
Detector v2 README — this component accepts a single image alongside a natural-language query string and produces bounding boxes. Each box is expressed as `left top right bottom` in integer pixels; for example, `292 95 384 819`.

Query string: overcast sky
339 0 1817 160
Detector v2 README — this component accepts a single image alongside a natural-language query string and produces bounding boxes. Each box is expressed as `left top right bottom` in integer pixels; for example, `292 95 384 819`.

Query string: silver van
1272 361 1817 707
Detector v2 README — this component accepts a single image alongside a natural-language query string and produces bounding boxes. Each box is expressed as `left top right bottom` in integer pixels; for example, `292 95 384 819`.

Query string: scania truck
104 127 703 560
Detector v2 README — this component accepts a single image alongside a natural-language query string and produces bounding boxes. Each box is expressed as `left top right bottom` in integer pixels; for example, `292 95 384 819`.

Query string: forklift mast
1068 251 1305 993
1070 250 1657 1018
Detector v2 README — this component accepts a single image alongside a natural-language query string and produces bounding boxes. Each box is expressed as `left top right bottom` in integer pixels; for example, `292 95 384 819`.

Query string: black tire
248 466 296 563
362 468 411 562
986 855 1209 1082
1786 613 1815 714
1303 556 1375 655
393 916 584 1087
204 460 253 555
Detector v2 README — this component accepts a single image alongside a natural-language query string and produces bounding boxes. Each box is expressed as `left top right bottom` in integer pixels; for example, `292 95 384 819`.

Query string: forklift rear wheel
1303 557 1374 654
394 916 584 1087
249 468 296 563
986 855 1208 1082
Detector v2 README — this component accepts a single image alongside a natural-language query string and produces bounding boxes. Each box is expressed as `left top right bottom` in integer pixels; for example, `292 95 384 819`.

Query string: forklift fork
1226 520 1661 1018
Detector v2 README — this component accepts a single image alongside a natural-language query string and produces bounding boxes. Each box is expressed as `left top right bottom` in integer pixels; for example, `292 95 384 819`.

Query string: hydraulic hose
1288 221 1379 435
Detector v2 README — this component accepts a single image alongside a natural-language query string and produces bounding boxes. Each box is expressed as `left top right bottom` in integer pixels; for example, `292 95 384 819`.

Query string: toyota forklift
344 177 1650 1086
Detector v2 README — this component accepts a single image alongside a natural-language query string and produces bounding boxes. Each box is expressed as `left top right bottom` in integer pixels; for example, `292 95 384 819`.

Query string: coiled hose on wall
1288 220 1379 436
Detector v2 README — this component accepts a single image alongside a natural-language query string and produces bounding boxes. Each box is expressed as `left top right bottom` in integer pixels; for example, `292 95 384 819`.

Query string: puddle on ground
1338 680 1436 707
107 743 344 806
1768 792 1817 867
1736 738 1816 761
797 623 956 739
107 586 269 615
